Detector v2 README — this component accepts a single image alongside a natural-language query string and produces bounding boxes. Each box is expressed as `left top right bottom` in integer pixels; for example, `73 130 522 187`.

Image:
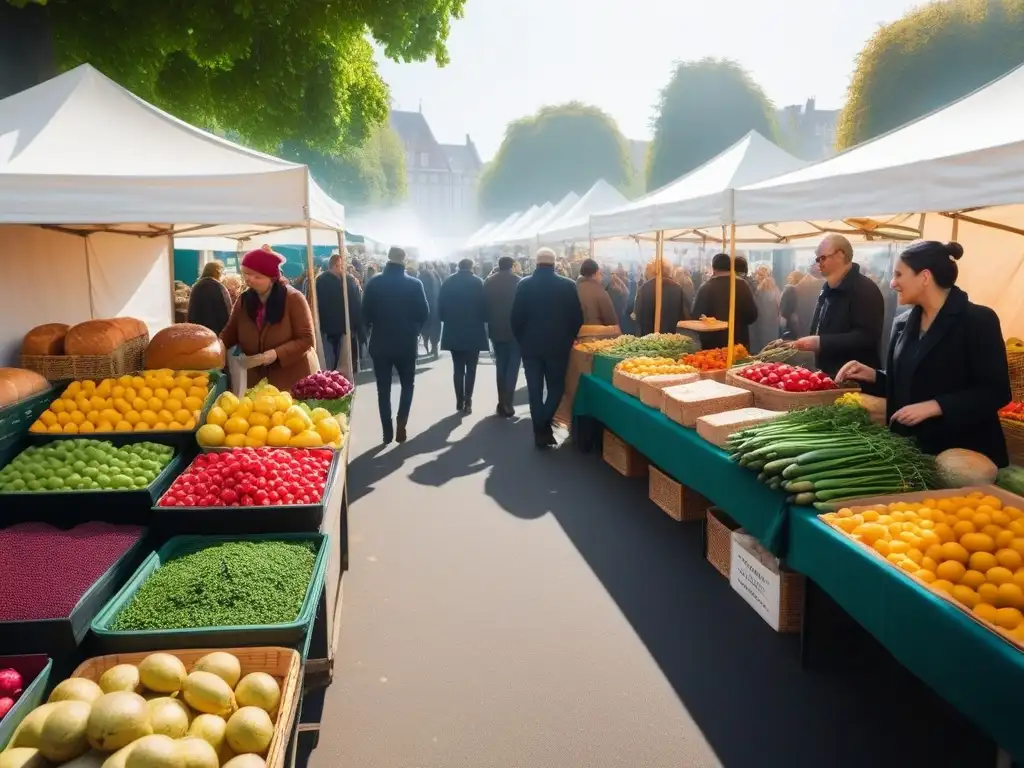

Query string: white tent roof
505 192 580 245
465 211 521 249
539 180 629 243
482 206 539 246
492 201 554 244
0 64 344 234
591 131 805 239
462 220 500 249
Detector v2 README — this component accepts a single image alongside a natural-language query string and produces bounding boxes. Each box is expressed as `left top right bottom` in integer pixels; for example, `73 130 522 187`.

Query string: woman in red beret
221 246 318 390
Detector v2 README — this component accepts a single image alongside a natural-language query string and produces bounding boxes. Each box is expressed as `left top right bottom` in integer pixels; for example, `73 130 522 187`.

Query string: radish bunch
292 370 353 401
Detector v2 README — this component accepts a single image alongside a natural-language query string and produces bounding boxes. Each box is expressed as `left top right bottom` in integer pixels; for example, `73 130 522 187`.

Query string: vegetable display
574 337 628 353
197 386 345 449
1000 402 1024 422
157 448 332 508
935 448 999 488
681 345 749 371
110 540 317 631
291 370 353 402
727 405 938 507
821 492 1024 644
998 466 1024 497
599 333 695 359
29 370 211 435
734 363 838 393
0 440 174 492
0 522 143 621
0 667 23 719
614 358 698 377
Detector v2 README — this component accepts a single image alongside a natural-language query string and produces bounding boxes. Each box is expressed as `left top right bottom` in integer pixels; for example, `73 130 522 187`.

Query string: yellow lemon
57 412 71 426
147 397 164 412
64 381 82 397
115 420 133 432
188 386 208 400
246 426 268 445
153 423 168 430
224 433 247 447
270 412 286 428
267 426 292 447
125 410 142 426
29 419 46 433
174 409 193 425
111 385 126 399
69 410 86 425
289 429 324 448
224 417 249 436
173 374 193 389
133 423 150 432
158 409 175 424
63 421 79 434
40 410 57 426
1000 549 1024 571
97 421 115 432
165 398 183 413
284 417 308 435
78 421 95 433
184 396 204 412
132 397 149 412
248 412 271 429
139 410 158 427
169 387 188 401
95 379 112 397
50 398 66 413
995 607 1023 630
47 423 63 433
254 397 277 416
139 386 154 400
207 406 228 427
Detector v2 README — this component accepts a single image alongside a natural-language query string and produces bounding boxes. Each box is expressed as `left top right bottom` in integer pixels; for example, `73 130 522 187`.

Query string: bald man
791 234 884 378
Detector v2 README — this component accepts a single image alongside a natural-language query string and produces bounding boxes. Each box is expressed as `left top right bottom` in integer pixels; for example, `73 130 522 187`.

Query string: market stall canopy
464 211 521 249
490 201 554 245
539 180 629 243
0 64 344 235
481 206 539 246
462 220 500 250
591 131 805 240
504 192 579 245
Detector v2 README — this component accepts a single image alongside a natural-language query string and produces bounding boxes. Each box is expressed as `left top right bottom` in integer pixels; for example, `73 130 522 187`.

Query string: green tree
837 0 1024 149
0 0 465 153
478 102 632 218
646 58 777 191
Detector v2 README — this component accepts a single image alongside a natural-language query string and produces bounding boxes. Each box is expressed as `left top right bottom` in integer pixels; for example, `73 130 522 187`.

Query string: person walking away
751 270 781 353
315 251 363 372
220 247 318 391
188 260 232 336
837 241 1011 466
792 235 884 378
484 256 522 417
576 258 619 327
419 262 441 358
607 268 630 333
690 252 759 349
511 248 584 448
633 258 690 336
361 247 430 444
438 258 489 414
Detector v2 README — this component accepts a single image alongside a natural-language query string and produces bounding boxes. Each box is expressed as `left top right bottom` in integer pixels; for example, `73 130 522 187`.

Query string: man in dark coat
634 261 690 336
438 258 489 414
690 252 759 349
793 235 884 377
511 248 584 448
483 255 522 417
361 247 430 444
419 262 441 358
187 261 233 335
315 251 363 373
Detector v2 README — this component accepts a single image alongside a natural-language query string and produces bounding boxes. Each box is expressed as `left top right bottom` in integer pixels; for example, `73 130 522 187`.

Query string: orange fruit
1011 539 1024 557
982 525 1005 541
995 607 1023 630
916 570 936 583
996 530 1016 548
873 540 891 556
932 523 955 543
939 542 970 564
931 579 955 595
1014 569 1024 591
925 544 944 562
936 560 966 584
997 583 1024 609
951 584 980 608
987 566 1014 586
960 533 996 553
979 583 1001 604
952 520 976 538
996 549 1024 571
969 551 998 573
961 570 987 589
974 603 999 623
921 557 938 573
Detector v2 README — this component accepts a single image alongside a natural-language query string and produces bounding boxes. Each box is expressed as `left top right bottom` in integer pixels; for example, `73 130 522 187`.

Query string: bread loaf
64 320 128 355
0 367 50 407
22 323 70 355
108 317 148 340
146 324 225 371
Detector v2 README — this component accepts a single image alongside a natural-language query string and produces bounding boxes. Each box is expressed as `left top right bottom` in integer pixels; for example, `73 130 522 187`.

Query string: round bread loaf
146 324 225 371
0 367 50 407
64 320 128 355
22 323 71 355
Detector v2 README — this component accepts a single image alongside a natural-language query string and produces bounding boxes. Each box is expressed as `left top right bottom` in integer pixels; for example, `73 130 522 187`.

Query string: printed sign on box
729 532 782 630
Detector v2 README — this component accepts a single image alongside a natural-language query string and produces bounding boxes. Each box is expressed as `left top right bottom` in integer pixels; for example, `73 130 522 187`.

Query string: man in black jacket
690 253 759 349
484 256 522 417
315 251 363 372
792 234 884 377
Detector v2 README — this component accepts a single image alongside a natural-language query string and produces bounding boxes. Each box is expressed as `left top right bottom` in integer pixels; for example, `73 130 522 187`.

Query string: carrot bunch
681 345 749 371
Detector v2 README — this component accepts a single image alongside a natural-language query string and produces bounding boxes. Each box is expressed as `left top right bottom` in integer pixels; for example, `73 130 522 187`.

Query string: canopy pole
305 220 325 370
726 223 738 366
654 230 664 333
951 215 960 241
337 230 355 382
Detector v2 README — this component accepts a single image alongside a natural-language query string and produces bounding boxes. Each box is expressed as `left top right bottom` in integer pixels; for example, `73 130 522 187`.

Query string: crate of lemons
196 385 345 450
29 371 212 435
821 491 1024 645
1 651 279 767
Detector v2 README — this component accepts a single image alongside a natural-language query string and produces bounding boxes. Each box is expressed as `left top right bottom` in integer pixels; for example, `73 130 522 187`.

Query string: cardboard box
729 531 804 633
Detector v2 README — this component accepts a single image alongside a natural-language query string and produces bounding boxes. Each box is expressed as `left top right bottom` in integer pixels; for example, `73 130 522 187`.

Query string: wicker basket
699 369 729 383
1003 419 1024 466
72 646 301 768
602 429 648 478
725 367 858 411
1008 347 1024 403
20 334 149 382
649 466 710 522
705 508 740 578
611 369 643 397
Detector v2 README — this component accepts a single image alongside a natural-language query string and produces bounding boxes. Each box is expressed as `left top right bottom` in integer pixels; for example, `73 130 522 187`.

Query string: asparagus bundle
726 405 938 509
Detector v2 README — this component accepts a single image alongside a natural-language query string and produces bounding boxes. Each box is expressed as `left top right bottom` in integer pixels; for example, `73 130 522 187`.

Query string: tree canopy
836 0 1024 149
646 58 777 191
1 0 465 153
477 103 632 218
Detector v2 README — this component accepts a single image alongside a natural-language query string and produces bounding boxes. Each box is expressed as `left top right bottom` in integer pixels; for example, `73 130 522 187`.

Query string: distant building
776 98 839 161
389 108 483 236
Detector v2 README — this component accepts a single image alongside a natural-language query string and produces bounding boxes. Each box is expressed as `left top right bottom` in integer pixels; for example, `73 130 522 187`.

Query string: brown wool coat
221 282 318 391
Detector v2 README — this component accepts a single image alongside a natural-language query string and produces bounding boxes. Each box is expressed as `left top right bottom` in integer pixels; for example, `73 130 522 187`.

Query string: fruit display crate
0 386 56 467
0 654 52 749
154 448 342 535
72 646 301 768
26 370 227 456
90 532 330 654
0 532 151 657
0 451 185 526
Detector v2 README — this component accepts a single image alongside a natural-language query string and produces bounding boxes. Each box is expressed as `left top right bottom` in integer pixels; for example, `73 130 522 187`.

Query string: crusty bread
64 320 128 355
108 317 148 340
146 323 225 371
0 367 50 407
22 323 70 356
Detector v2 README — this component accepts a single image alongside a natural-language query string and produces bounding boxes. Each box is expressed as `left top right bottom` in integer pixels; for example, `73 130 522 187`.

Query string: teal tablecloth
573 374 789 552
788 508 1024 759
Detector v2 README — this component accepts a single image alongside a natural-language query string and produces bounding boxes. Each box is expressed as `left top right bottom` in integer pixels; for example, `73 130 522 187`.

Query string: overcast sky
375 0 923 160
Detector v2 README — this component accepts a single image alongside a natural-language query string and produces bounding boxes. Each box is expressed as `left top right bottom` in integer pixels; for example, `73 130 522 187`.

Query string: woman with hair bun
837 241 1012 465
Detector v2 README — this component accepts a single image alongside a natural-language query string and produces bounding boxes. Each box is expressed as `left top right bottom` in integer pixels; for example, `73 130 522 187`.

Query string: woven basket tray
705 508 740 578
20 334 149 382
602 429 648 478
612 369 643 397
1003 419 1024 466
725 367 858 411
1008 348 1024 403
649 465 710 522
71 646 301 768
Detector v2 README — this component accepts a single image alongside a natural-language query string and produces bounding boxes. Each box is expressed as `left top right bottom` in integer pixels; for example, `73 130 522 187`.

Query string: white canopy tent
490 202 554 245
733 62 1024 336
462 220 501 250
504 192 579 246
465 210 522 249
481 206 539 247
539 180 629 243
0 63 349 370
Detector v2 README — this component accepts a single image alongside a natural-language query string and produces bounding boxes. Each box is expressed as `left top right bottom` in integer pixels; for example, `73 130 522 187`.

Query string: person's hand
260 348 278 366
791 335 820 352
891 400 942 427
238 354 262 370
835 361 876 385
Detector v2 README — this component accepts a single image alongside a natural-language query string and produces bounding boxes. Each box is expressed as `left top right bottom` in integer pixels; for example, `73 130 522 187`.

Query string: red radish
291 370 353 400
0 668 22 698
0 697 13 719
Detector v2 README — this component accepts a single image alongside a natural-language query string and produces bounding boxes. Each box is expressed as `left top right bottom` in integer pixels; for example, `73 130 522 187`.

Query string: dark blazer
483 268 521 343
187 277 232 336
315 270 362 337
690 274 758 348
438 268 489 352
634 278 690 336
510 265 584 359
862 286 1011 466
361 262 430 359
810 263 884 377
